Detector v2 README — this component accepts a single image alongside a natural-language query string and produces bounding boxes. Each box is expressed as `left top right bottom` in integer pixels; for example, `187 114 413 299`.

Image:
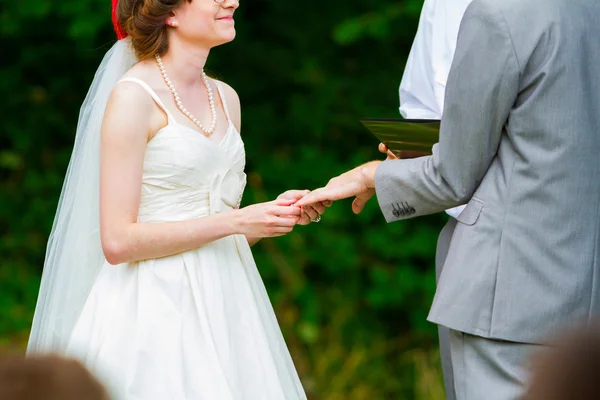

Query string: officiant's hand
379 143 398 160
277 190 331 225
295 161 381 214
379 143 428 159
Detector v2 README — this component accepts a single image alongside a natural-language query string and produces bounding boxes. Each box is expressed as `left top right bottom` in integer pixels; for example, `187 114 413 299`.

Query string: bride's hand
234 198 302 238
277 190 331 225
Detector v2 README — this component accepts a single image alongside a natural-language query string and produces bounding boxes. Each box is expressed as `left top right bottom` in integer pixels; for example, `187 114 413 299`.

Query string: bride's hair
116 0 192 60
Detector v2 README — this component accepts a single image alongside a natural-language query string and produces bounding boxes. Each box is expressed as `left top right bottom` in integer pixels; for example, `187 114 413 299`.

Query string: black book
360 118 440 156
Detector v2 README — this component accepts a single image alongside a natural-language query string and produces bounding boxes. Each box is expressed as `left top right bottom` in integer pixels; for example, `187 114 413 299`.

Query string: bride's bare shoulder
107 60 164 116
103 60 166 138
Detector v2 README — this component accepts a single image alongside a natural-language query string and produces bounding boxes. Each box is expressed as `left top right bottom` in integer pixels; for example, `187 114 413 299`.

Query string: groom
298 0 600 397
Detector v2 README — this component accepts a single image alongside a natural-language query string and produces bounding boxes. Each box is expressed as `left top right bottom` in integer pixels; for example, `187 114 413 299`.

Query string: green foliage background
0 0 449 398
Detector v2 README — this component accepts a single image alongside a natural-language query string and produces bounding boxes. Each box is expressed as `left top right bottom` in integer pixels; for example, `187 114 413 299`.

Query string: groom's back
497 0 600 203
431 0 600 343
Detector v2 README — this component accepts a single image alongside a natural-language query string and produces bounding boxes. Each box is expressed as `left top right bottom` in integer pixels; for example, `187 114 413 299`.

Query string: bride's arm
99 82 301 265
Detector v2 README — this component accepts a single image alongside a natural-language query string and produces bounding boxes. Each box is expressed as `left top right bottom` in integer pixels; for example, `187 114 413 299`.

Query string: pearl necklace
155 54 217 136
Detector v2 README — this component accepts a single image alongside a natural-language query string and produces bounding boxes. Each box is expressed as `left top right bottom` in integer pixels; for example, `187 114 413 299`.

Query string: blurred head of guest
0 354 108 400
524 322 600 400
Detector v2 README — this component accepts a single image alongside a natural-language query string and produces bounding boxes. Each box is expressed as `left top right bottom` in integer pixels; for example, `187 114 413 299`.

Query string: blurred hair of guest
0 354 108 400
524 322 600 400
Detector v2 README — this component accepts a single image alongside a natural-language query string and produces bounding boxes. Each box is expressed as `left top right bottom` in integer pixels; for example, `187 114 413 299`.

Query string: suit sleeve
375 0 520 223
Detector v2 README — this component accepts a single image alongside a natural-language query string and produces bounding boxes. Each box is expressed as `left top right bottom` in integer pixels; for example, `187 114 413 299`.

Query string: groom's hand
296 161 381 213
277 190 330 225
351 145 404 213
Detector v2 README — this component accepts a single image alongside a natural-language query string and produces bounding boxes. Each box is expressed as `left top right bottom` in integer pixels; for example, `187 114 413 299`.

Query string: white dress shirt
399 0 473 219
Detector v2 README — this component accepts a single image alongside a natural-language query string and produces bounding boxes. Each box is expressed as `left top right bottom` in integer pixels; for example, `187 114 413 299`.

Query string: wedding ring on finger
303 205 321 223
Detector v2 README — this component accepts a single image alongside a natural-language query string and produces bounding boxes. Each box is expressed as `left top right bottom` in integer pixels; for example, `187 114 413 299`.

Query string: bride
26 0 327 398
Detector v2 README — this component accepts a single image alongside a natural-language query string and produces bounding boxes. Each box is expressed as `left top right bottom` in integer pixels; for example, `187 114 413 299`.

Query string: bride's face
170 0 239 48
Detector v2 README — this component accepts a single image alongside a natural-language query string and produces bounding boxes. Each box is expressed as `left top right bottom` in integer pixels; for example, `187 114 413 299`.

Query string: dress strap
213 80 231 121
118 77 175 123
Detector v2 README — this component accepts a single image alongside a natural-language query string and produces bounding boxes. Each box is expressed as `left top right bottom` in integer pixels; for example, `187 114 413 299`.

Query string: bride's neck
158 39 210 87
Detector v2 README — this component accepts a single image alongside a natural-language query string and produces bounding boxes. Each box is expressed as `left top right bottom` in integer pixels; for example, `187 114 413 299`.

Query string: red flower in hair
112 0 127 40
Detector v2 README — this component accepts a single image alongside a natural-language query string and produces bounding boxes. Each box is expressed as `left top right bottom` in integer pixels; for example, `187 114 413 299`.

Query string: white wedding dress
64 78 307 400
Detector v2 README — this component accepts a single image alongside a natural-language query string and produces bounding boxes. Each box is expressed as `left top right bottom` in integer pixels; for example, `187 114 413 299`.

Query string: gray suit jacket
375 0 600 344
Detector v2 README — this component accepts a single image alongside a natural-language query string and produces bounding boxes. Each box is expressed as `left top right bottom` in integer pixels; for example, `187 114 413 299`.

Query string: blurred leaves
0 0 450 398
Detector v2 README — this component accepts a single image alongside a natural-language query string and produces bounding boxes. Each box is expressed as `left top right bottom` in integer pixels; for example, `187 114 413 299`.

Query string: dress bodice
119 78 246 223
